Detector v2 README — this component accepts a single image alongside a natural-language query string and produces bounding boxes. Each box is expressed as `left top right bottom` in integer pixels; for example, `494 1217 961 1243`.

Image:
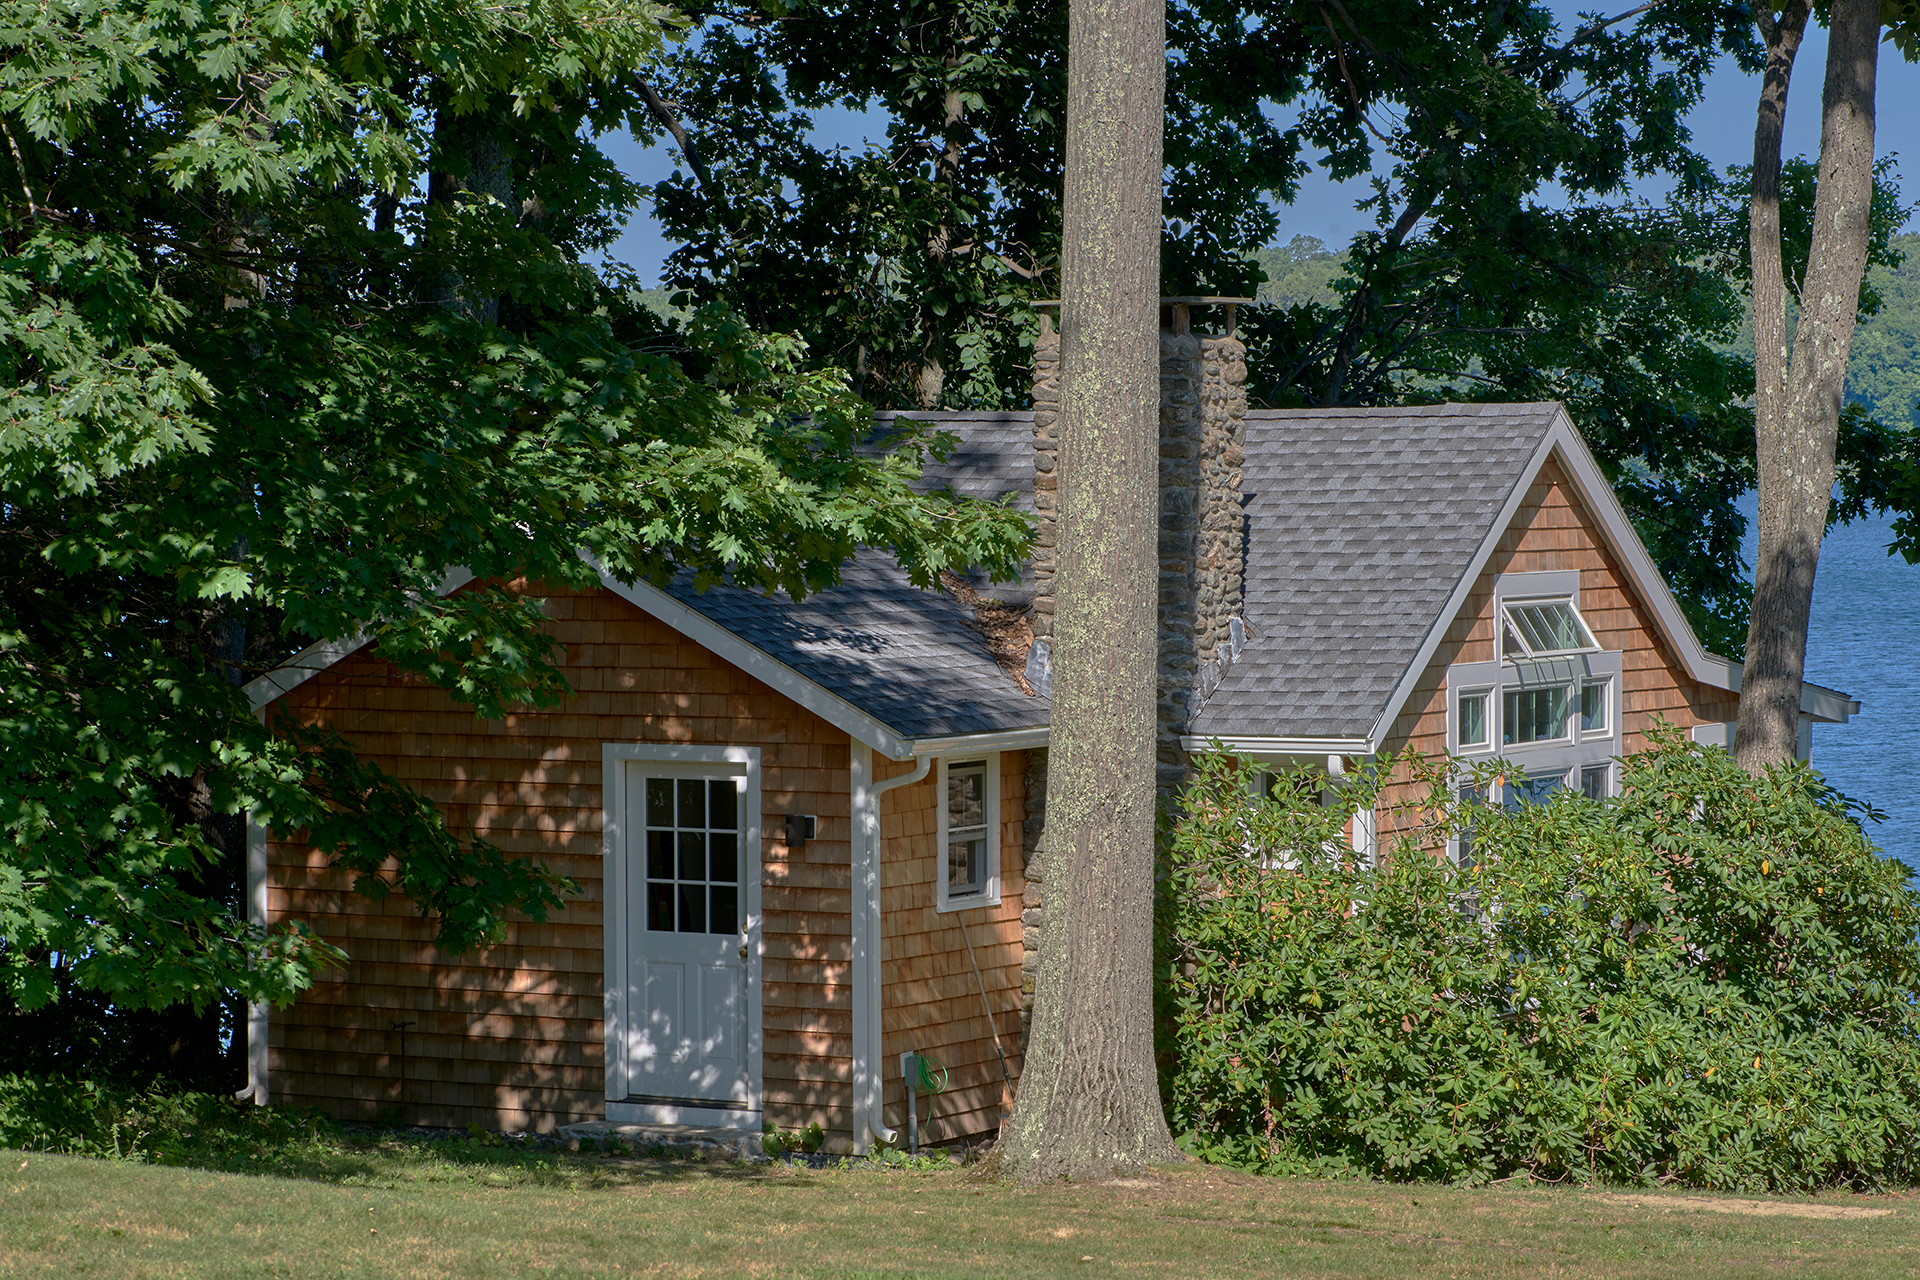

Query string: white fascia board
1541 425 1860 724
1707 661 1859 724
1181 734 1376 757
908 725 1050 758
591 567 918 759
245 633 370 711
242 568 477 712
1541 421 1732 692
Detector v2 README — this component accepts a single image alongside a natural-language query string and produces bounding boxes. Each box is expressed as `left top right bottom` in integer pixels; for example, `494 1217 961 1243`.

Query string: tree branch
635 74 714 194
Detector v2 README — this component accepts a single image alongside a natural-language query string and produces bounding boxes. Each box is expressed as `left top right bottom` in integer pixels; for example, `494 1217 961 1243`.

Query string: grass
6 1131 1920 1279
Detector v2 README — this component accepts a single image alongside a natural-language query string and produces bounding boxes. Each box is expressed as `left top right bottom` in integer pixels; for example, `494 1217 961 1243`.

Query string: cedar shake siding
874 752 1028 1146
264 583 862 1138
1373 456 1742 845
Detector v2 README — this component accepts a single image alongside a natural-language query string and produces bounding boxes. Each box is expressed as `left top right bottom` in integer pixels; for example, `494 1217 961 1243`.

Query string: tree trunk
1734 0 1878 772
995 0 1178 1182
429 108 514 324
1746 0 1809 479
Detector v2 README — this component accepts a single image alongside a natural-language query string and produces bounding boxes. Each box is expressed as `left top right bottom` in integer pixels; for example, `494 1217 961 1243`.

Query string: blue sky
598 12 1920 285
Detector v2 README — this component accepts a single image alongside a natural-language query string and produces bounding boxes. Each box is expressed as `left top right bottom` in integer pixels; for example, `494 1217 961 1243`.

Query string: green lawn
5 1139 1920 1279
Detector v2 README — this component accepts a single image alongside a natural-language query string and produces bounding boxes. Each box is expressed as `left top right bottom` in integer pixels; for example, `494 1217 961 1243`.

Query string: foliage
1159 730 1920 1191
0 0 1030 1040
633 0 1920 653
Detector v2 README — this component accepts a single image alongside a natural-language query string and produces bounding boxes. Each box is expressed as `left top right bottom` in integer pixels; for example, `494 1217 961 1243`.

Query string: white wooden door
623 765 749 1106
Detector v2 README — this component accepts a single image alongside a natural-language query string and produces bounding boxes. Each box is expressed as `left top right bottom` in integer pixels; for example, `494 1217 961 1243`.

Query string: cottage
239 307 1855 1151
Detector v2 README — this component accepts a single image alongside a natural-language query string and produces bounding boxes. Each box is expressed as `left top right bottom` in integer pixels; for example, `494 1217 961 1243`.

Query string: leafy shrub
0 1074 318 1161
1159 727 1920 1191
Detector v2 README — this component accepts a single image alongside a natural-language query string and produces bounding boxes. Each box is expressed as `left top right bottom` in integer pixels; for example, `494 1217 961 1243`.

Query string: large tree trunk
1735 0 1879 772
1746 1 1810 488
995 0 1178 1183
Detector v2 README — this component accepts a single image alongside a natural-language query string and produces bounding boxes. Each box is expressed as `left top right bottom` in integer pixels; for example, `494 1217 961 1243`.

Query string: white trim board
242 568 476 712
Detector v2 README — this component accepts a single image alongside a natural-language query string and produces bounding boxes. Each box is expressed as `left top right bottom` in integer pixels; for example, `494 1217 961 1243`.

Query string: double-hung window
936 756 1001 912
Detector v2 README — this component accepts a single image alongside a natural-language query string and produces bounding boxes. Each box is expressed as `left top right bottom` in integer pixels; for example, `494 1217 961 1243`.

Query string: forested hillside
1256 232 1920 430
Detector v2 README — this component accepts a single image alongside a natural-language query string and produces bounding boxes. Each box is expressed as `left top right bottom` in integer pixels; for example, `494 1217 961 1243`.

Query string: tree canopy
638 0 1919 655
0 0 1029 1049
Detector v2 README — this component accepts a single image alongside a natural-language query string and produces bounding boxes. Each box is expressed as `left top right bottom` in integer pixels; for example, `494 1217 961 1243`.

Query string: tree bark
1735 0 1878 772
995 0 1178 1182
1745 0 1809 474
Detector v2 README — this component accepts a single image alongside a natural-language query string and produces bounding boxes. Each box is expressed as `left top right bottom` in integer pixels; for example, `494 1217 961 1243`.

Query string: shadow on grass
0 1076 847 1194
140 1122 835 1192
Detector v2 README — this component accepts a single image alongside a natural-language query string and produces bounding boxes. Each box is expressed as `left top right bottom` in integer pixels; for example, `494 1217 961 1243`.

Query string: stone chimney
1027 299 1249 796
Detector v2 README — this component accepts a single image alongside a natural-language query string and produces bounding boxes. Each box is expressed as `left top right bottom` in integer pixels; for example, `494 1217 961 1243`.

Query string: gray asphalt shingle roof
667 402 1559 746
872 411 1035 511
1191 403 1560 740
662 547 1047 742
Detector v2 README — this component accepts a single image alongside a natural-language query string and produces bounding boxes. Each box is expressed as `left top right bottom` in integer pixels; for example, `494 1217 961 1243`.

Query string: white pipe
849 744 930 1151
235 814 270 1105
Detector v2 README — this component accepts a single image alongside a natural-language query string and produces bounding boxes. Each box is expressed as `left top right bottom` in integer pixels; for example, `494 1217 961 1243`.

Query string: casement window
1455 690 1491 750
936 756 1001 912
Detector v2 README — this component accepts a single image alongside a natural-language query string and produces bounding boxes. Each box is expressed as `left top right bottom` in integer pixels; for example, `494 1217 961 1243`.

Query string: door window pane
647 778 674 828
1502 686 1570 744
677 778 705 829
709 885 739 933
677 831 705 881
709 779 737 830
642 773 744 935
647 882 675 932
708 833 737 884
677 883 706 933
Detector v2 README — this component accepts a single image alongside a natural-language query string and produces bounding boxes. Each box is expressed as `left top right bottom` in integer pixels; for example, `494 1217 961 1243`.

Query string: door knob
738 946 749 960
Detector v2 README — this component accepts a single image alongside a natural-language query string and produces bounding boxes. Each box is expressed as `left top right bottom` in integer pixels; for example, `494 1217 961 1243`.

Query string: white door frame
602 743 763 1129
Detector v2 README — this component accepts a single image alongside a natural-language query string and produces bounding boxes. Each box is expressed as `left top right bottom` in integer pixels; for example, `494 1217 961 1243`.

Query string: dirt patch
1602 1194 1894 1220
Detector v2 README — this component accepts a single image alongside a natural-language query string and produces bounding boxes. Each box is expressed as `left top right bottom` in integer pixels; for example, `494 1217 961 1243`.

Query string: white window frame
1445 573 1624 862
1454 688 1493 751
936 754 1001 913
1500 597 1600 659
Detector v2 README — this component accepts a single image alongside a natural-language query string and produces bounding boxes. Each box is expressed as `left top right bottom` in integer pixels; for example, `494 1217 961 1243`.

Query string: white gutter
1179 734 1377 757
908 725 1051 757
848 745 930 1153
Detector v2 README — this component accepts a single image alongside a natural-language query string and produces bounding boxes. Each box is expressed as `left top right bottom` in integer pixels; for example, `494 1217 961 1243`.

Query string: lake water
1739 496 1920 872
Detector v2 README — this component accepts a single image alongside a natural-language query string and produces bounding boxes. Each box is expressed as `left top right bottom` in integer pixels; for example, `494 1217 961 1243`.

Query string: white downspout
849 743 930 1153
234 702 271 1107
234 814 270 1105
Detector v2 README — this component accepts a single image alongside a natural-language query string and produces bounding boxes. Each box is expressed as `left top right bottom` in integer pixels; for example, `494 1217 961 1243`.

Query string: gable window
1503 686 1570 745
937 756 1001 912
1505 772 1566 808
1500 598 1597 659
1449 571 1623 814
